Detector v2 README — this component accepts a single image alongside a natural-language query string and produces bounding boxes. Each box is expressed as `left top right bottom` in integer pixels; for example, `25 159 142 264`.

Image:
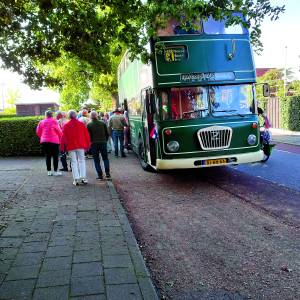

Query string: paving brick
0 248 18 260
41 256 72 271
6 264 40 280
71 276 105 296
106 284 142 300
46 245 73 257
1 226 29 237
72 262 103 277
71 294 106 300
0 279 36 299
24 232 50 242
104 268 137 285
37 269 71 287
100 227 123 236
19 241 48 253
33 285 69 300
102 244 129 256
74 241 101 251
99 220 120 227
0 237 23 248
103 255 134 269
73 250 102 263
13 251 45 266
76 223 99 232
49 235 75 246
0 259 13 273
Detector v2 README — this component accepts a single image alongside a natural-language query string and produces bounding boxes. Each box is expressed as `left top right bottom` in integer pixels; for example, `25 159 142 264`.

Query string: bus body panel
117 21 262 170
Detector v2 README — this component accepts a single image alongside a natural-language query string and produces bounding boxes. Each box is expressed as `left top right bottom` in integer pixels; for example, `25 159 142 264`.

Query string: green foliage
0 0 285 89
0 114 17 118
0 116 42 156
280 96 300 131
40 54 92 110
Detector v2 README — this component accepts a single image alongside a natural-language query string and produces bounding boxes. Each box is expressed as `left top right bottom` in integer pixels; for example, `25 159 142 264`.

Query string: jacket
108 114 127 131
60 118 91 151
36 117 62 144
87 119 109 144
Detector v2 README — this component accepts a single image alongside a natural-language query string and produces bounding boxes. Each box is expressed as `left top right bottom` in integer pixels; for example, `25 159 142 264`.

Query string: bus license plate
204 158 227 166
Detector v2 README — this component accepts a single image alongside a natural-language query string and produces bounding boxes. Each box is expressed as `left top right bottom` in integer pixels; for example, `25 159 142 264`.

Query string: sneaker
47 171 53 176
53 171 62 176
81 178 88 185
96 175 103 181
105 173 111 180
59 168 68 172
73 180 79 186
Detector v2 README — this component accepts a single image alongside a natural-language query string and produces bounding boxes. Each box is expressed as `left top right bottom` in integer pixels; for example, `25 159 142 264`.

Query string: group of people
36 107 129 186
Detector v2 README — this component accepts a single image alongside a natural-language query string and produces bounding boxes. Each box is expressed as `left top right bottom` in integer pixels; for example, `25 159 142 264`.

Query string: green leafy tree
41 54 92 110
3 88 20 114
0 0 285 89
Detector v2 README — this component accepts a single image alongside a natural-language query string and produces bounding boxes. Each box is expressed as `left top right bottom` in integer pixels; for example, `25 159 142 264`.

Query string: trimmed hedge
280 96 300 131
0 114 17 118
0 116 43 156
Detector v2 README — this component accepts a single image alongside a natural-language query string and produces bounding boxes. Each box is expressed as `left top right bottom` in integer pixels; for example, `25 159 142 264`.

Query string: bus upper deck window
203 16 247 35
157 18 202 36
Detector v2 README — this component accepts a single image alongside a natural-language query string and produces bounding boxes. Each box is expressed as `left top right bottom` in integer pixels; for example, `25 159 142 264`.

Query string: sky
0 0 299 108
253 0 300 73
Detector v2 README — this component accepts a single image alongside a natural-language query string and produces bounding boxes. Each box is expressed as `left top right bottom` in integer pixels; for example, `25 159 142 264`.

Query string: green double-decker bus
118 15 264 171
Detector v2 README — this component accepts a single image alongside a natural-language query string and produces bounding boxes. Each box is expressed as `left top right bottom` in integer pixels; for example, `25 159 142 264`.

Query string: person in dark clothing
87 111 111 180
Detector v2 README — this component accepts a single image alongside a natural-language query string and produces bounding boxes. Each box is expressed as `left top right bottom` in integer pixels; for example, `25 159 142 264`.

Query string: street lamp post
283 46 287 97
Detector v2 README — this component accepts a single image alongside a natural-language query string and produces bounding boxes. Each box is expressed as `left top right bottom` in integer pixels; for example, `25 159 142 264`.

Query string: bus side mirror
123 99 128 111
263 83 270 97
146 93 156 114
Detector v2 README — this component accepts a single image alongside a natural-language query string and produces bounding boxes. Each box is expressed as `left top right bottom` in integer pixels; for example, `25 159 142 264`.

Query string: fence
266 97 280 128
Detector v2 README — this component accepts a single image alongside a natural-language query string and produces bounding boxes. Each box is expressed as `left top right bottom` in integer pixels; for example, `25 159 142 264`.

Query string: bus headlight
247 134 257 145
167 141 180 152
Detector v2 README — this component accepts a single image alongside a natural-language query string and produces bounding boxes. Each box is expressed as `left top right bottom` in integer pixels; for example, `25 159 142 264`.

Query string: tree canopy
0 0 285 105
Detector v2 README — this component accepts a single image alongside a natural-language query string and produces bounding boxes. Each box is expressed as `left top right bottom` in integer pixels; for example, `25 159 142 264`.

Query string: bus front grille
197 126 232 150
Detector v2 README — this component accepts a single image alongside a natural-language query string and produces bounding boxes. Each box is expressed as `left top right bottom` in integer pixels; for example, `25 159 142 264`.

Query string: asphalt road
110 151 300 300
232 144 300 192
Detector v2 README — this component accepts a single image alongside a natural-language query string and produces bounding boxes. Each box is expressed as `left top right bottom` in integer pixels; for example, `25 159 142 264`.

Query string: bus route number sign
181 72 215 83
164 46 186 62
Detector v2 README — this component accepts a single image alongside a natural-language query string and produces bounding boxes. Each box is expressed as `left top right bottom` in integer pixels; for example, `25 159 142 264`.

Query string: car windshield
160 84 254 120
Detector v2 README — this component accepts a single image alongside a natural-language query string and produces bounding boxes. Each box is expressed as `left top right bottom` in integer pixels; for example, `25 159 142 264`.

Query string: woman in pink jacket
36 110 62 176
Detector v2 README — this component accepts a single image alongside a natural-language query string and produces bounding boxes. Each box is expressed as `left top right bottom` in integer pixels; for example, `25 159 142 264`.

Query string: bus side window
161 91 169 120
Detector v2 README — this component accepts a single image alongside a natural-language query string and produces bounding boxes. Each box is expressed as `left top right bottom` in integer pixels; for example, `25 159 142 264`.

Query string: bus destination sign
164 46 186 62
180 72 235 83
181 72 215 83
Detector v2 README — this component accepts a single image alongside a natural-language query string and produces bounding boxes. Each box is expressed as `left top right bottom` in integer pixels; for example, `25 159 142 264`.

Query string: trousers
42 142 59 171
69 149 86 180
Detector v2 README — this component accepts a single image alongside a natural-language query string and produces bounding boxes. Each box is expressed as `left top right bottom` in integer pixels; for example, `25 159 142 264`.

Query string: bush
0 114 17 118
0 116 43 156
280 96 300 131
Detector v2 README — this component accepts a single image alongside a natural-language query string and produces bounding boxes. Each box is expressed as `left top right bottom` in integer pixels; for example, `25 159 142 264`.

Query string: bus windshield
160 84 254 120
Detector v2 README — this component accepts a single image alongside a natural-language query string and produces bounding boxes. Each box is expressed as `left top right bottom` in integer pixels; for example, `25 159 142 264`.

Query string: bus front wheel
138 139 152 172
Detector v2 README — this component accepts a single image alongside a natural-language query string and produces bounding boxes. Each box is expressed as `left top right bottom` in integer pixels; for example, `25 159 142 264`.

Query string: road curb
107 181 159 300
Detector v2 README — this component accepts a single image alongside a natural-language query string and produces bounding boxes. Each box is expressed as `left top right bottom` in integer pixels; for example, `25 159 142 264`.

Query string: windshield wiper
212 109 245 117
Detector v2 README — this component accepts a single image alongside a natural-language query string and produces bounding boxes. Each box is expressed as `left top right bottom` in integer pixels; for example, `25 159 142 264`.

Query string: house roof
256 68 274 77
15 102 59 106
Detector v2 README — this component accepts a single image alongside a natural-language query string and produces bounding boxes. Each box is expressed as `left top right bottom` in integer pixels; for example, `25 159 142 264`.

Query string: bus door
141 88 157 166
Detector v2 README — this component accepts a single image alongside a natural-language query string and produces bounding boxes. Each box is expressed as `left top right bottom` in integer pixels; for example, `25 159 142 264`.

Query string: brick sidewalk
0 158 158 300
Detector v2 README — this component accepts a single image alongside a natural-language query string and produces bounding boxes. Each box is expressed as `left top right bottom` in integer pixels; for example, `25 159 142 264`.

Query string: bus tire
138 139 153 172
